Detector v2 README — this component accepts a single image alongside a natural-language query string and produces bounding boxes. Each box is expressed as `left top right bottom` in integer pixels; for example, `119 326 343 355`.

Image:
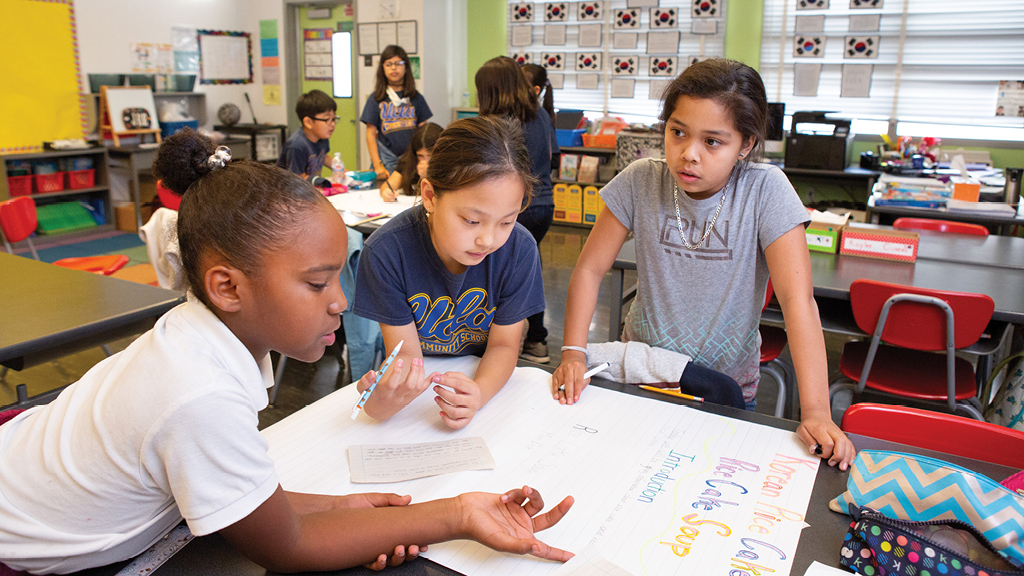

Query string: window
759 0 1024 139
506 0 727 122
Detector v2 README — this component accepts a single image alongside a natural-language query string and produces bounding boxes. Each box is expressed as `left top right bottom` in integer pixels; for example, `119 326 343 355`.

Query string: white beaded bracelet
560 345 588 355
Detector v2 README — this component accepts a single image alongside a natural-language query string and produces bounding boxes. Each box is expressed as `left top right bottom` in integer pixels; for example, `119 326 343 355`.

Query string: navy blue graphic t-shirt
353 205 544 356
276 129 330 181
359 91 432 157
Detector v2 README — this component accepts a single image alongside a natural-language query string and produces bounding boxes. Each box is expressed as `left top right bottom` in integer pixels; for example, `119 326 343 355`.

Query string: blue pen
350 340 404 420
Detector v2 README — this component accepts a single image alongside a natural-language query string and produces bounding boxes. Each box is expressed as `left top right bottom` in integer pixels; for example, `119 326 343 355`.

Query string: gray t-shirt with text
601 159 808 399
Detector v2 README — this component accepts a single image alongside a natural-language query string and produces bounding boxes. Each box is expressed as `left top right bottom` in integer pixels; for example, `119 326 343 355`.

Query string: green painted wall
724 0 764 70
467 0 508 106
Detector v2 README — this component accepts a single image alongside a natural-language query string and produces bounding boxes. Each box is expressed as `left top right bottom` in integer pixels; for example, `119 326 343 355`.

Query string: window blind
760 0 1024 137
506 0 728 122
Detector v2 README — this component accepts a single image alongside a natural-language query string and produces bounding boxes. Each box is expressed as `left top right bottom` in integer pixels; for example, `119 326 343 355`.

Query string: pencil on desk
352 213 389 226
638 385 704 402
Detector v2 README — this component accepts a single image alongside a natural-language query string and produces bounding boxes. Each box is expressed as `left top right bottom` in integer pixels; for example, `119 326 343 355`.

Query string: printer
784 111 853 171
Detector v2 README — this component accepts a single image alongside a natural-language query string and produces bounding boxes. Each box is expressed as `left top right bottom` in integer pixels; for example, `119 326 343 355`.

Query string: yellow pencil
638 385 704 402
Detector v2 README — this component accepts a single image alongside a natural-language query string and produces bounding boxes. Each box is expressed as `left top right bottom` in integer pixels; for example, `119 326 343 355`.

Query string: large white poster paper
263 357 819 576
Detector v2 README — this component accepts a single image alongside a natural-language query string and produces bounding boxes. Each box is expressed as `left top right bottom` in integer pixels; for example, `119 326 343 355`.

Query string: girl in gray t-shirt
553 59 855 471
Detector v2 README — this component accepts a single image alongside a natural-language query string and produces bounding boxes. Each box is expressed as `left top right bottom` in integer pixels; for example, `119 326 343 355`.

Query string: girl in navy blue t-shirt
354 116 544 429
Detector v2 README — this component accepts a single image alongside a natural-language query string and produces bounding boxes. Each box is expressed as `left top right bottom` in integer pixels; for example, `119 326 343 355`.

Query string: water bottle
331 153 344 185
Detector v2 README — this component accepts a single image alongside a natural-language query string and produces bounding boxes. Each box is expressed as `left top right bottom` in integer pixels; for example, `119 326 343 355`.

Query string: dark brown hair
475 56 538 124
521 63 555 123
424 115 536 209
396 122 443 195
659 59 769 162
295 89 336 122
373 45 417 102
152 128 329 305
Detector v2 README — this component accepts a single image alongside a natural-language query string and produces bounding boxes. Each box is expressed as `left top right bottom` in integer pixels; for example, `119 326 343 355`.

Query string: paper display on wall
794 63 822 96
613 32 639 49
996 81 1024 117
358 23 378 54
512 25 534 46
578 24 602 47
611 78 635 98
377 22 397 50
263 357 820 576
397 21 418 52
545 25 567 45
304 29 332 81
648 31 680 53
841 64 873 97
198 31 252 83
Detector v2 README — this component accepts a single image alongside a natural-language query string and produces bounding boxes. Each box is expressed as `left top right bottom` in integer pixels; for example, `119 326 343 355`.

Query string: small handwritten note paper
348 436 496 483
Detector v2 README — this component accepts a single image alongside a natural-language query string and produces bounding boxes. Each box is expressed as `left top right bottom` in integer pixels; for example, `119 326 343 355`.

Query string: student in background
361 45 432 180
381 121 442 202
476 56 557 365
0 129 573 574
277 89 336 183
552 59 856 470
521 63 561 177
353 116 544 429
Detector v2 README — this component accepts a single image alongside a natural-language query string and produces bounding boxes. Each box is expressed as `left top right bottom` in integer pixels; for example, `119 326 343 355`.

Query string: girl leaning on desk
0 128 574 574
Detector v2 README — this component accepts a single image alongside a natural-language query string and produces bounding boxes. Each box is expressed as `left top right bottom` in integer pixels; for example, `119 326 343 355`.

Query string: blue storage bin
161 120 199 138
556 129 586 147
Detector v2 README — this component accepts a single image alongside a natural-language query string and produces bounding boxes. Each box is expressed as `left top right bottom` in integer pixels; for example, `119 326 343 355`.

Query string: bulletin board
198 29 253 84
0 0 86 153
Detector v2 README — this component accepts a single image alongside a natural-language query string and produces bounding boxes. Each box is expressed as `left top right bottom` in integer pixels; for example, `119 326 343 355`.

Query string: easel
98 86 162 147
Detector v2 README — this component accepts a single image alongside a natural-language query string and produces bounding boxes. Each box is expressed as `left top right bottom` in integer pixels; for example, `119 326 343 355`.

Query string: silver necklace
672 178 728 250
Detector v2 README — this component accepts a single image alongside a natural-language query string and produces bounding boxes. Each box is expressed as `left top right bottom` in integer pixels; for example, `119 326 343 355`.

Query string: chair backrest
849 279 993 350
893 217 989 237
841 402 1024 469
156 180 181 211
0 197 38 244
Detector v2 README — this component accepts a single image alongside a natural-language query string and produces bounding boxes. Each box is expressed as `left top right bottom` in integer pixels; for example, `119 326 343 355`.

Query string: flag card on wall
510 3 533 22
545 2 568 21
576 52 603 71
845 36 879 58
510 52 533 65
651 8 677 27
578 1 603 20
851 0 883 8
541 52 565 70
794 36 825 57
650 56 677 76
692 0 719 18
612 55 638 75
797 0 829 9
688 55 712 66
614 8 641 28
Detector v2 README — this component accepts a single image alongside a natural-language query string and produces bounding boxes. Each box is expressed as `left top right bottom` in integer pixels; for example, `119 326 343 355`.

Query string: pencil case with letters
841 504 1024 576
830 450 1024 565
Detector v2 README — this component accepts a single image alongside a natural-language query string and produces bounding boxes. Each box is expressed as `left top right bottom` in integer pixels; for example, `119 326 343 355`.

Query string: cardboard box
840 225 919 262
806 222 844 253
555 184 583 224
583 185 603 225
115 204 152 233
952 182 981 202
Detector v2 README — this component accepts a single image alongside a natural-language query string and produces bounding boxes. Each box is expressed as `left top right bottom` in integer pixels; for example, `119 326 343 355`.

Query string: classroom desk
781 165 881 204
609 233 1024 340
106 137 251 232
0 253 184 404
69 366 1017 576
866 201 1024 236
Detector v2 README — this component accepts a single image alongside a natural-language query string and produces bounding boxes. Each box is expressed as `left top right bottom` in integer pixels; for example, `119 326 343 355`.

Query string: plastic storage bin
556 129 586 148
7 175 33 197
34 173 65 194
160 120 199 139
66 169 96 190
35 201 98 234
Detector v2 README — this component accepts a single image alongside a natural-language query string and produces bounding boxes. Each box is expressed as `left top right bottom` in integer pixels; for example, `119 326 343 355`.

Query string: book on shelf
559 154 579 181
577 156 600 183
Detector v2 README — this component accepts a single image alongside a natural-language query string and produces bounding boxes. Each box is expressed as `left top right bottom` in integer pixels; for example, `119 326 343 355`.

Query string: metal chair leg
759 364 787 418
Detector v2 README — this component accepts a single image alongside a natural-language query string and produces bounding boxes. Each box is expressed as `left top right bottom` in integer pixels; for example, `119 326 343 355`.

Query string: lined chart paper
262 357 818 576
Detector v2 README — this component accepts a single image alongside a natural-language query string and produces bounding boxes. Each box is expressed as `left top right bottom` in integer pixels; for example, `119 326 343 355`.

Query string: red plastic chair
0 197 129 275
841 402 1024 468
760 279 789 418
829 279 994 420
155 180 181 211
893 217 989 237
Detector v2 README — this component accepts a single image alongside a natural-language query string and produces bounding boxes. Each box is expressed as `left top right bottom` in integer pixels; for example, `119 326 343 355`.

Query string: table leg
129 154 142 231
609 268 624 341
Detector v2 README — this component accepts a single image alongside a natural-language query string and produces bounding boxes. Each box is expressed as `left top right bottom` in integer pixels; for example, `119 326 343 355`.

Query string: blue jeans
517 205 554 343
376 139 399 173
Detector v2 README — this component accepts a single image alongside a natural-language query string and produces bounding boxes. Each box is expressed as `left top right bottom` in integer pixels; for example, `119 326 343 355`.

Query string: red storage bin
7 175 33 197
34 172 65 194
67 169 96 190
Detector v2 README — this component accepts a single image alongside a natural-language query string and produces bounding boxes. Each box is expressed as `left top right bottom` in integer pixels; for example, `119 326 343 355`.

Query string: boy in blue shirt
277 90 336 182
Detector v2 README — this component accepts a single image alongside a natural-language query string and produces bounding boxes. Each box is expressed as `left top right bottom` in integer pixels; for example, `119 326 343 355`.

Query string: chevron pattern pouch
830 450 1024 565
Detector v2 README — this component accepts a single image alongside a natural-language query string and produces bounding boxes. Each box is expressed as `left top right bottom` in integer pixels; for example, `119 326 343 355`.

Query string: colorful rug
33 233 146 264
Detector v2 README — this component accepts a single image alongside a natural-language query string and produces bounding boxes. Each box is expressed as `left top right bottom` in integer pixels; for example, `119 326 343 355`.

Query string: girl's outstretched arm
764 225 856 470
552 207 630 405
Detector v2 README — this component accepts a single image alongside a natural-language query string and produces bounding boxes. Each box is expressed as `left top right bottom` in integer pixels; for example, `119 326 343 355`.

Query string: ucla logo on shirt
408 289 494 354
379 102 417 135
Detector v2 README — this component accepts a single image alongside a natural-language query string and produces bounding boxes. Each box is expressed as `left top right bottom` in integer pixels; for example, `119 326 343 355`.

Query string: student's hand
551 352 590 405
358 358 438 420
433 371 484 430
380 186 398 202
373 163 389 180
457 486 575 562
797 409 857 471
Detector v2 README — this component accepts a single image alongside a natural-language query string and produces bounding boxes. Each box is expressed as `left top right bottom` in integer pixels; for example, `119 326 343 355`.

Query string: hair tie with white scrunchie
206 146 232 170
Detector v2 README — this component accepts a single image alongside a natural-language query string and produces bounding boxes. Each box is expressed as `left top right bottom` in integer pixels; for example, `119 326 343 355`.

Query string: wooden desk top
0 254 184 370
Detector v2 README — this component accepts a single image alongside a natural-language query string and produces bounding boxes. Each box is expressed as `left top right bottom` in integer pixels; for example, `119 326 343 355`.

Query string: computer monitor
765 102 785 155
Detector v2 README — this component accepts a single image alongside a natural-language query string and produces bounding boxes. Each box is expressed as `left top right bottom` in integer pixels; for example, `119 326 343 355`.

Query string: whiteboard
104 87 160 134
198 32 252 83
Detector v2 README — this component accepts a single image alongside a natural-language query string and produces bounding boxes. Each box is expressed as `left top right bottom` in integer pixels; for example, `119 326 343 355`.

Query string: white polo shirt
0 298 279 574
